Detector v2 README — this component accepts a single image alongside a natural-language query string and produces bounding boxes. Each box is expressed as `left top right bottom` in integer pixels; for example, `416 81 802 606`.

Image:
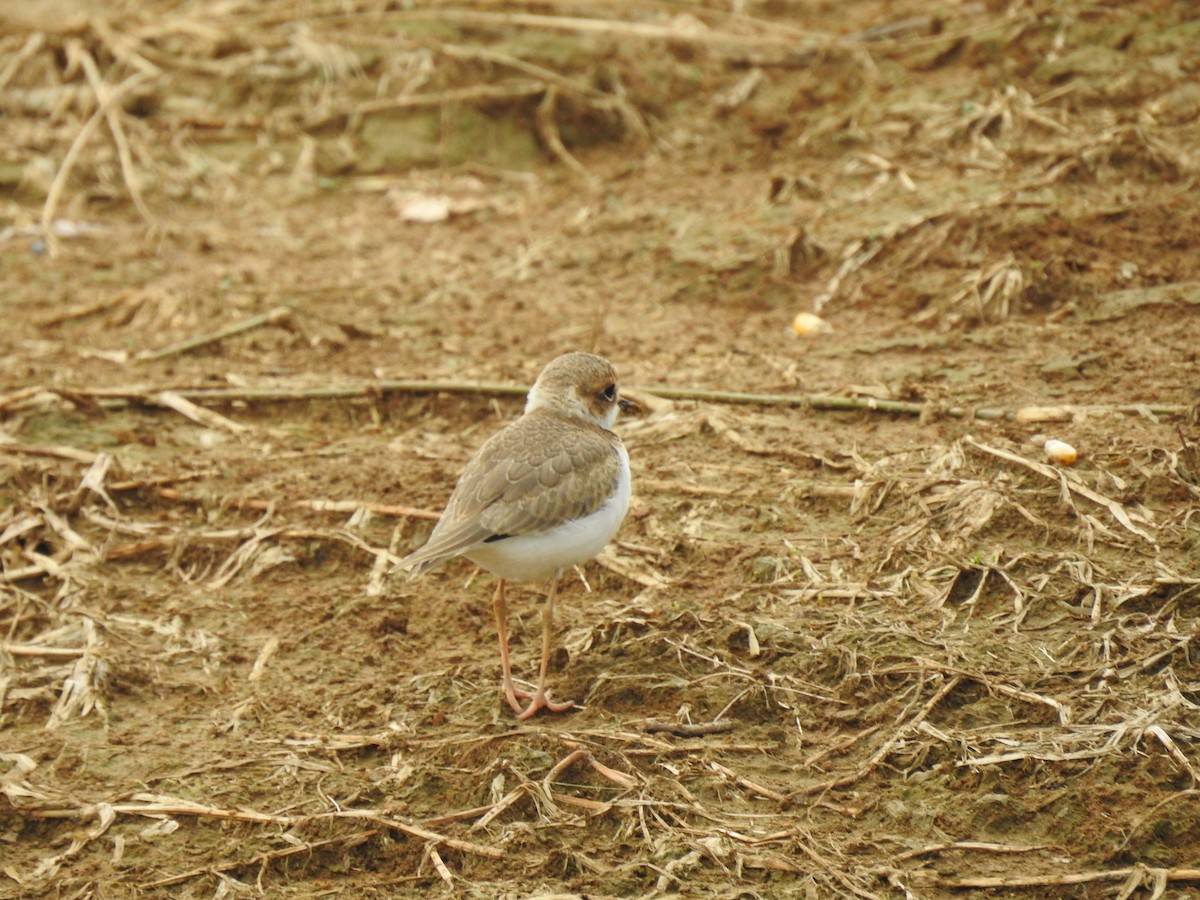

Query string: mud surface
3 2 1200 897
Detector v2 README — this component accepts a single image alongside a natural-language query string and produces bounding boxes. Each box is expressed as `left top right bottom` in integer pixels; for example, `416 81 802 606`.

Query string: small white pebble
1044 438 1078 466
791 311 833 336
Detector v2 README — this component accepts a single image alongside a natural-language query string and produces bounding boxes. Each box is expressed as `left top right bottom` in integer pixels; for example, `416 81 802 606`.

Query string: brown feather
399 408 622 575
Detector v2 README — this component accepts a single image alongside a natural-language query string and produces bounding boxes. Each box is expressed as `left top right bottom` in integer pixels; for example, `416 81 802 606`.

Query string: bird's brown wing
398 411 622 575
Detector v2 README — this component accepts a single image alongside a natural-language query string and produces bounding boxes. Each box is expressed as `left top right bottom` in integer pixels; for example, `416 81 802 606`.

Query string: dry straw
3 0 1200 894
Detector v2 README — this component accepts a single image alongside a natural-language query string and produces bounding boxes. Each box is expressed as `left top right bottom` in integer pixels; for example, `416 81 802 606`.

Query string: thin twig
22 795 503 860
0 443 99 464
2 643 89 657
889 840 1055 863
155 488 440 521
919 865 1200 890
788 675 964 799
35 294 136 327
393 9 824 49
137 306 293 361
139 830 380 889
0 33 45 94
346 811 504 859
73 41 155 226
332 83 545 131
154 391 252 434
535 86 594 182
709 760 787 802
438 42 606 101
40 71 149 257
645 720 736 737
964 435 1156 543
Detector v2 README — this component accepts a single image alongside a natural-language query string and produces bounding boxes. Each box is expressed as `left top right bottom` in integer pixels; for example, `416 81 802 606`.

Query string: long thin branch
45 382 1192 421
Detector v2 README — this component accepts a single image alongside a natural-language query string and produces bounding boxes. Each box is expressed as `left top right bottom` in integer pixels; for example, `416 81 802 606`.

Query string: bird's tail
392 550 444 579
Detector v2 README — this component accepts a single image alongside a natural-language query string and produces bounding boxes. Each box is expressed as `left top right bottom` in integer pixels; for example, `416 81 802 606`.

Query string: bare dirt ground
3 1 1200 897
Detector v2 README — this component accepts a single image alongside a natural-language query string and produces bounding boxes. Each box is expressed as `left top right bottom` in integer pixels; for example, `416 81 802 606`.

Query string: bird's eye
600 384 617 402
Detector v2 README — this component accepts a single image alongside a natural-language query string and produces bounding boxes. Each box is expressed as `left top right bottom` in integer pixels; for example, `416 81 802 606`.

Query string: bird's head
525 351 635 428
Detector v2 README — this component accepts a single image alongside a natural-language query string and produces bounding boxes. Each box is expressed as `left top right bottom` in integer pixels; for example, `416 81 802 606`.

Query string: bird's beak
618 395 643 416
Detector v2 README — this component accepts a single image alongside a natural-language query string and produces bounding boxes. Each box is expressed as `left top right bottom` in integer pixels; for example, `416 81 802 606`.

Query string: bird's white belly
466 445 632 582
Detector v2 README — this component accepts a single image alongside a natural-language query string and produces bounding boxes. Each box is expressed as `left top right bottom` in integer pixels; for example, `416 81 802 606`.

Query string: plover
398 352 635 719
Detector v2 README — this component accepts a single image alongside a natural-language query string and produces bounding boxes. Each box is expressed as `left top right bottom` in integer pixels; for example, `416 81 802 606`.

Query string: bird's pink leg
515 570 575 720
491 579 526 715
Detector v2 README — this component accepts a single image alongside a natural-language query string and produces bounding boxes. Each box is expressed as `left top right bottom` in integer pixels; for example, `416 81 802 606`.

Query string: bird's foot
515 688 575 720
505 684 574 719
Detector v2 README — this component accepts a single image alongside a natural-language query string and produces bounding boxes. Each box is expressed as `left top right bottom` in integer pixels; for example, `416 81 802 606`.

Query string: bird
396 351 636 720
